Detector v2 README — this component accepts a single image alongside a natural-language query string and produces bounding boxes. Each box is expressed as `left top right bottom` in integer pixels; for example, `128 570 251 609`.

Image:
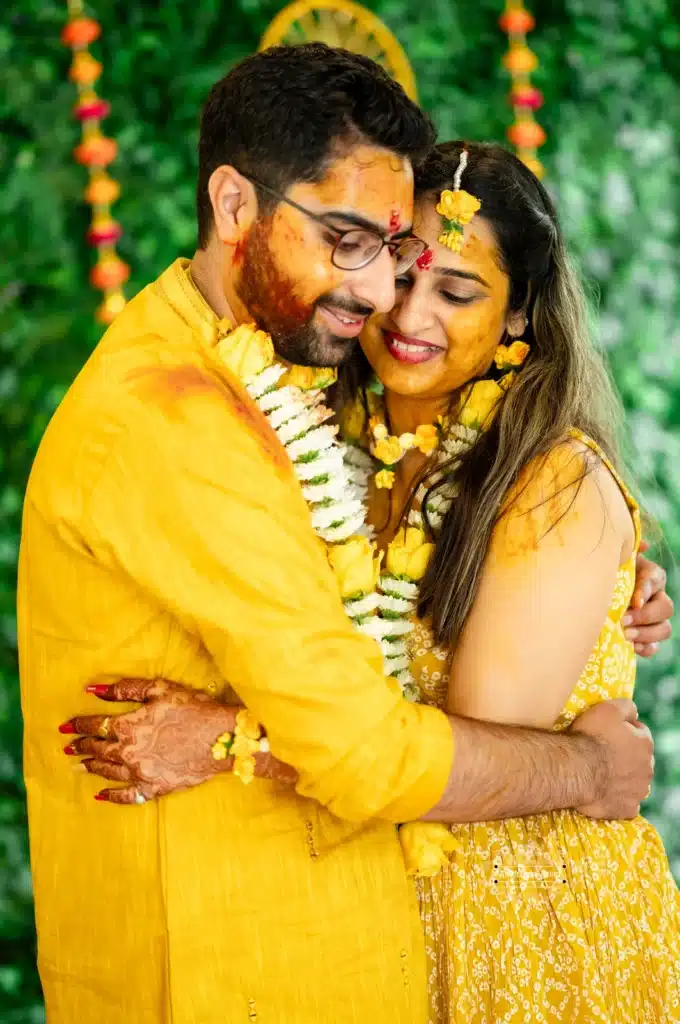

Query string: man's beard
236 221 372 368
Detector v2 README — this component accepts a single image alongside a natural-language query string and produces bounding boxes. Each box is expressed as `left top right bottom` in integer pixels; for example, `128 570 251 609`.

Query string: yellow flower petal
216 324 274 381
436 189 481 225
327 536 377 598
399 822 461 877
407 543 435 580
403 527 427 552
438 230 464 253
414 424 439 456
235 709 262 741
231 735 260 758
458 379 505 430
435 190 457 220
280 365 338 391
234 755 256 784
375 469 395 490
373 436 404 465
494 340 530 370
386 527 434 579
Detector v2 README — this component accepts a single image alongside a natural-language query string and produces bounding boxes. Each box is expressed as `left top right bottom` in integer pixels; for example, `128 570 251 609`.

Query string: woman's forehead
414 201 503 276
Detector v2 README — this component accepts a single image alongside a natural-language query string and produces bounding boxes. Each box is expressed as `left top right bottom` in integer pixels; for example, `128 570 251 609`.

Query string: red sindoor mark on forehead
416 247 433 271
389 210 402 235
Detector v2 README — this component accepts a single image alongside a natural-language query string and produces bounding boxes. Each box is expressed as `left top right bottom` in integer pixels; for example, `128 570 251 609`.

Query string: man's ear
208 166 258 245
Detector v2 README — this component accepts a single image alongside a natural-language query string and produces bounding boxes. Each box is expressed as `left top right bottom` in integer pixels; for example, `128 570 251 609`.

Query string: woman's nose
392 290 434 337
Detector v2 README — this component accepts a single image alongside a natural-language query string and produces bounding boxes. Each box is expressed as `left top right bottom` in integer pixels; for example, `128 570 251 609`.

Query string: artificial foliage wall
1 0 679 1019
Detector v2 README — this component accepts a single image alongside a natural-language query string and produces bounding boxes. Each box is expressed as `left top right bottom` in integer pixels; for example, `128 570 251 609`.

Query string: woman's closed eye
441 289 479 305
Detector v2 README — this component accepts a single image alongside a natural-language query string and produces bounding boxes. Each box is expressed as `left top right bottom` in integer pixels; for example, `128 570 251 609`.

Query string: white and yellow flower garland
214 318 528 780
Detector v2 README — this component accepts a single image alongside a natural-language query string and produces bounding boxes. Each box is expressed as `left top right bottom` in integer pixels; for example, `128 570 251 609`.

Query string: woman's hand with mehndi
60 679 296 803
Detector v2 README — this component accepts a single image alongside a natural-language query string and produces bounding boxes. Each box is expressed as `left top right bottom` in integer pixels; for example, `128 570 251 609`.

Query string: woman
342 140 680 1021
259 140 680 1019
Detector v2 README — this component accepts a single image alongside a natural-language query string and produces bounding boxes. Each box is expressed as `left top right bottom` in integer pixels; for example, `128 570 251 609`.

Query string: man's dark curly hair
196 43 436 248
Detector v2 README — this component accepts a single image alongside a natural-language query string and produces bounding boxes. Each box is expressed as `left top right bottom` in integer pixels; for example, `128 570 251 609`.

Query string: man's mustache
316 295 374 318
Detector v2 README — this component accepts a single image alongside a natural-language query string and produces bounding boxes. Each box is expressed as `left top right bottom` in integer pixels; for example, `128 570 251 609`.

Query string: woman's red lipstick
383 330 444 365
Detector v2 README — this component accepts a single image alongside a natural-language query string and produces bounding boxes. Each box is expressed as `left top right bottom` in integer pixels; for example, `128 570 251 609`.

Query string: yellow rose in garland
458 379 505 431
386 527 435 581
399 823 463 878
328 536 380 599
216 323 274 380
281 365 338 391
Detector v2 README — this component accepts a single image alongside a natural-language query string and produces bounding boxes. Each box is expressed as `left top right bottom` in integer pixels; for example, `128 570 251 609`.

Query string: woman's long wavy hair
336 140 626 650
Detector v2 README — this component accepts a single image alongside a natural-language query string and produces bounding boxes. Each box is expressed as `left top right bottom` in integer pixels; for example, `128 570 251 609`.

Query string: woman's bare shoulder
495 436 634 562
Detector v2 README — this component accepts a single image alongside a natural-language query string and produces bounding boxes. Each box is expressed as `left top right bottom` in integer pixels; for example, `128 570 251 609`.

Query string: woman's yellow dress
408 433 680 1023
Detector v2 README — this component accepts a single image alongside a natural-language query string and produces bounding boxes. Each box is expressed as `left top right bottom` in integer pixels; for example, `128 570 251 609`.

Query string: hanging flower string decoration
500 0 546 179
62 0 129 324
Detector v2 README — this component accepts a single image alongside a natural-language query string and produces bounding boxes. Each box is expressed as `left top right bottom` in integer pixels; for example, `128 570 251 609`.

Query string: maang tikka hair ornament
436 149 482 253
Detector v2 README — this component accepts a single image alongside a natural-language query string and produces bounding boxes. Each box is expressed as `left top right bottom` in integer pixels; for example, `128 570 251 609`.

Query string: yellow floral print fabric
408 431 680 1023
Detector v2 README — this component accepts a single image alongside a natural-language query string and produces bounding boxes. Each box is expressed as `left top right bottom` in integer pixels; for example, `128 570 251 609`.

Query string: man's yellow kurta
18 260 453 1023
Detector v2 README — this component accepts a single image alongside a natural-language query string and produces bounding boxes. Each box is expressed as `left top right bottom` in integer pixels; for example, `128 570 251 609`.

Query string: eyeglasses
248 177 426 274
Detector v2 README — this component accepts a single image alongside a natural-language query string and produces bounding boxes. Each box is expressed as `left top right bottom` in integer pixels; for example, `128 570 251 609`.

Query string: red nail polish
86 684 111 698
59 722 76 734
63 744 76 755
94 792 110 802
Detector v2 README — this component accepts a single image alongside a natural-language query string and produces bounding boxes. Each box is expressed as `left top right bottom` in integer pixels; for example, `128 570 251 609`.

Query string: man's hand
569 698 654 819
61 679 239 804
625 545 673 657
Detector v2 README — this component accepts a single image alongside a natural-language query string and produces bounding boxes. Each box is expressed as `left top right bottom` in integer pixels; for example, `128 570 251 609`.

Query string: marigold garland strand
500 0 546 179
62 0 129 324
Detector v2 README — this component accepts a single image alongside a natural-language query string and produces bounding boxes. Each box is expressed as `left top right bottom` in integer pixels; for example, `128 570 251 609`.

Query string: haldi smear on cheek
238 215 314 335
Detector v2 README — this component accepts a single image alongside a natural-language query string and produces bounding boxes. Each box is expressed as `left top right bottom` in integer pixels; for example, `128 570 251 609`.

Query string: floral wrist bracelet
211 709 270 785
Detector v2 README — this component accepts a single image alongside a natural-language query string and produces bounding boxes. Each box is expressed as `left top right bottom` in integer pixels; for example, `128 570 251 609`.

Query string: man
19 44 663 1023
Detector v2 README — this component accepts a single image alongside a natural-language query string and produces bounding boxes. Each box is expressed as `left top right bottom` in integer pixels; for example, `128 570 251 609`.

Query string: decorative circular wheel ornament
259 0 418 101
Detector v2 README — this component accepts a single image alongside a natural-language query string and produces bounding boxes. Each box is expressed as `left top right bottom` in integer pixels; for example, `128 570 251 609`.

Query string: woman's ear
506 308 529 339
208 166 258 245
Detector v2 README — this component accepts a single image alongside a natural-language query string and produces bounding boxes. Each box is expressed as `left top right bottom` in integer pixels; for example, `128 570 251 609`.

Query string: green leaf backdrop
1 1 678 1018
